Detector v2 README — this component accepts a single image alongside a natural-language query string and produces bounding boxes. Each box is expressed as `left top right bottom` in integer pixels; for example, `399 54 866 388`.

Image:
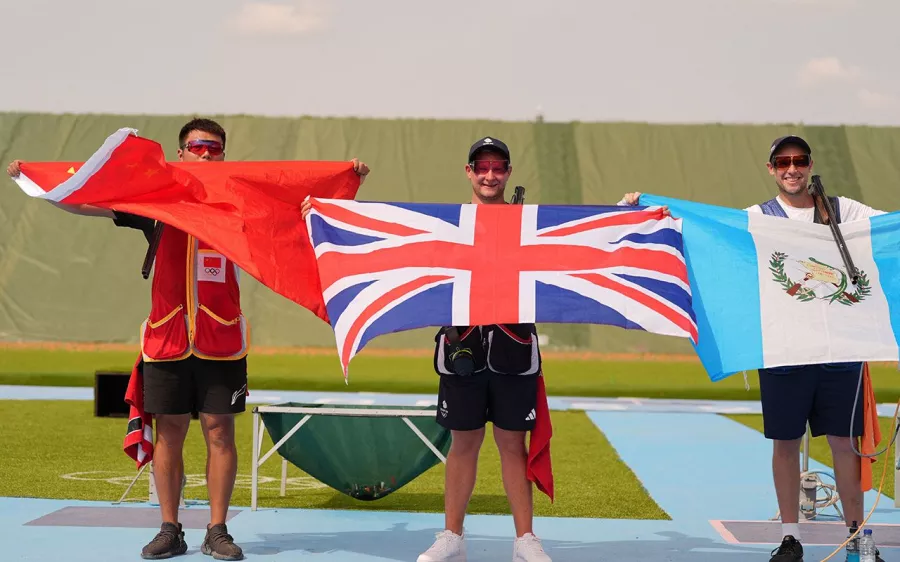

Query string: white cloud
226 1 327 37
858 88 898 109
797 57 861 86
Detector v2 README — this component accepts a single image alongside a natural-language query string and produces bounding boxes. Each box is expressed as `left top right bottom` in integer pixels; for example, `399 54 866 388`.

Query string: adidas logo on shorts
525 409 536 421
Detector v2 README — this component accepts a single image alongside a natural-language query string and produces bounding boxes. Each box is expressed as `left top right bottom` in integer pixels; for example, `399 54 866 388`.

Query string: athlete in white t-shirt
745 194 883 221
619 134 887 562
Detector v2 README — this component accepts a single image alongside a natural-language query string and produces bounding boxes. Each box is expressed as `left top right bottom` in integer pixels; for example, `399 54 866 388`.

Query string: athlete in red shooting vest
7 118 370 561
139 225 249 362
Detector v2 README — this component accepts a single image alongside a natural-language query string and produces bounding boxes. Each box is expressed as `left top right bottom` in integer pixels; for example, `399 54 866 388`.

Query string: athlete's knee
155 414 191 444
772 438 802 459
202 414 236 451
450 428 485 457
493 427 526 458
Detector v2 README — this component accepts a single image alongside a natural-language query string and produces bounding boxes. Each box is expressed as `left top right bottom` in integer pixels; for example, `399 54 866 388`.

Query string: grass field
4 346 900 401
0 400 668 520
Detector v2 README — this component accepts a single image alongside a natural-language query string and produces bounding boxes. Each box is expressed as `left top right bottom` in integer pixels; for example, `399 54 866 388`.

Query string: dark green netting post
250 403 451 509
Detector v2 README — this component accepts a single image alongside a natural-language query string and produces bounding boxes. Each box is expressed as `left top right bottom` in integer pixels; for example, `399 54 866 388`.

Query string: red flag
123 356 153 467
14 128 361 321
860 362 882 492
527 375 554 501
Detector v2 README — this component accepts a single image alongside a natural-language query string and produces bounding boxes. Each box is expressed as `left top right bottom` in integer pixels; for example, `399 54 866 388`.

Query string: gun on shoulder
808 175 859 285
510 185 525 205
141 222 164 279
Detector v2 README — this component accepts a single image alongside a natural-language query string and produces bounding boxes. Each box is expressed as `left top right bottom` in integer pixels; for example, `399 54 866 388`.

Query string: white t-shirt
745 196 884 222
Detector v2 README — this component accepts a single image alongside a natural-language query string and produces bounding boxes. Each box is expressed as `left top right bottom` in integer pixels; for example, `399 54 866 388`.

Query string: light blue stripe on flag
870 212 900 356
642 195 762 381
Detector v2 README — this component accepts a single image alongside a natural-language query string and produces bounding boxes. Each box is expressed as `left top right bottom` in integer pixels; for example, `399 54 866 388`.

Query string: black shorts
758 362 864 440
436 373 538 432
143 356 248 415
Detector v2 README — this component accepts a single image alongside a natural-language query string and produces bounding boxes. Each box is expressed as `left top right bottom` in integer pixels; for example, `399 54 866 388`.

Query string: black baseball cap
769 135 812 161
468 136 511 163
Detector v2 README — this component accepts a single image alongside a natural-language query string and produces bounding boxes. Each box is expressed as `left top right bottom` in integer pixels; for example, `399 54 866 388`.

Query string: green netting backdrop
2 112 899 353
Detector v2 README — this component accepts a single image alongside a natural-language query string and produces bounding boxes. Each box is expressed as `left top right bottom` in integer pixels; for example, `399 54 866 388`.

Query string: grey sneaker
201 523 244 561
141 522 188 560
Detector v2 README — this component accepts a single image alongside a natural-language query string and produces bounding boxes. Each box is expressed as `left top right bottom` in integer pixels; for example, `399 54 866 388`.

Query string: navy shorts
758 362 864 440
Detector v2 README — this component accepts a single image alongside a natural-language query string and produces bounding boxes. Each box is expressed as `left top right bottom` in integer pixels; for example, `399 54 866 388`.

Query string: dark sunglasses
181 139 224 156
771 154 810 169
470 160 510 175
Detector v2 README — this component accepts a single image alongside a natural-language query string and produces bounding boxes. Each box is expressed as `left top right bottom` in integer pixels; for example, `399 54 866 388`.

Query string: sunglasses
470 160 510 175
771 154 810 169
181 139 224 156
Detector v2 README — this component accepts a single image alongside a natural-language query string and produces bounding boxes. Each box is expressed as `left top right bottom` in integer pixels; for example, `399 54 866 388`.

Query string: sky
1 0 898 126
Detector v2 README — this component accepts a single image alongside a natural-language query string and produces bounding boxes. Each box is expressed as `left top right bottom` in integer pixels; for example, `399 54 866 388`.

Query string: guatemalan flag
642 194 900 381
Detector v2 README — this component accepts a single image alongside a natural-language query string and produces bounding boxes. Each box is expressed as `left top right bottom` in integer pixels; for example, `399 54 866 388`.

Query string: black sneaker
141 522 188 560
770 535 803 562
201 523 244 561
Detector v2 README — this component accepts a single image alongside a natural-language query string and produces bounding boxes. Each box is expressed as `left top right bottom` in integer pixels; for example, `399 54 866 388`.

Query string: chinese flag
204 256 222 268
13 128 361 322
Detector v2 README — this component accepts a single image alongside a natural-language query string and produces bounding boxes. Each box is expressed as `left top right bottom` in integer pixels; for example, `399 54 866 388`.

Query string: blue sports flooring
3 388 900 560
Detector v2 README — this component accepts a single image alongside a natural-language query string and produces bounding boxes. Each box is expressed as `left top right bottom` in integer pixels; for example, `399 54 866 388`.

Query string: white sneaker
513 533 552 562
417 530 467 562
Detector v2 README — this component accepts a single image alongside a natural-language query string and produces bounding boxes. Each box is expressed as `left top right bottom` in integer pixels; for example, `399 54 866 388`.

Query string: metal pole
251 408 260 511
149 462 159 506
895 429 900 508
802 426 810 473
258 415 312 466
402 417 447 464
800 425 818 520
257 417 265 457
280 459 288 497
115 462 149 504
179 472 186 508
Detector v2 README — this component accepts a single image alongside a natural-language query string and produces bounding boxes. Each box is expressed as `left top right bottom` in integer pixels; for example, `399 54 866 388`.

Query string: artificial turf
0 400 668 520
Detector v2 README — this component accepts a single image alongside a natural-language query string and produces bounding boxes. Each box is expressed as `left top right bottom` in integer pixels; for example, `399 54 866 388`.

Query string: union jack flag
306 199 698 376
